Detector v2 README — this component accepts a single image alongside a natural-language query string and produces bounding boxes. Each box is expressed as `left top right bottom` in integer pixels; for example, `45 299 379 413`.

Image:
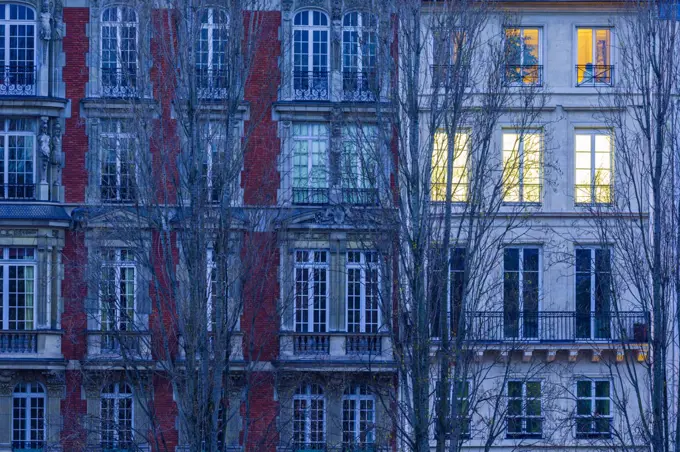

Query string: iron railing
342 188 378 206
0 331 38 353
293 70 329 101
12 440 45 450
576 416 613 439
576 65 614 87
292 187 329 205
506 416 544 439
196 67 229 99
464 311 649 343
342 71 378 101
292 334 330 355
345 334 381 354
99 332 143 354
504 65 543 86
101 66 139 97
1 183 35 200
100 184 137 203
0 64 37 95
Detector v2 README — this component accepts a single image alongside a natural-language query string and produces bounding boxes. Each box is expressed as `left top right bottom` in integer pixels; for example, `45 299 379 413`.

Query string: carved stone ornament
40 0 51 41
0 370 16 395
331 0 342 19
298 0 326 9
314 206 346 224
282 0 294 11
39 117 51 183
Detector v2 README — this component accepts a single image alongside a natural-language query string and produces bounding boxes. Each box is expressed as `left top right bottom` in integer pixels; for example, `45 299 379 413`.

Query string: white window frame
503 27 542 86
342 385 376 447
575 379 612 439
431 129 470 203
291 123 329 204
0 4 36 95
575 247 612 340
100 6 138 95
293 384 326 449
574 27 613 87
0 247 37 331
196 7 229 97
0 118 36 200
506 380 543 439
574 129 614 205
503 247 541 339
100 119 137 203
345 251 381 334
100 382 134 449
99 249 136 350
292 9 329 74
502 130 542 204
12 382 45 449
341 11 377 74
294 250 329 333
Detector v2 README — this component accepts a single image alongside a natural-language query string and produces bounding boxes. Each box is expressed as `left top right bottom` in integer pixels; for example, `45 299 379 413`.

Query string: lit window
504 27 541 85
293 10 329 100
502 131 542 203
0 4 36 96
343 385 376 448
294 251 329 333
576 28 612 86
574 131 613 204
0 118 35 199
293 384 325 450
100 119 137 203
101 6 138 97
101 383 134 449
507 381 542 438
0 247 36 331
12 382 45 449
576 380 612 438
292 123 329 205
431 130 469 202
100 249 136 352
196 8 229 98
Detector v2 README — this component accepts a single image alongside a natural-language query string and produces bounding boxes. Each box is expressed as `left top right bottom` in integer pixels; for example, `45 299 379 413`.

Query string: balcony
0 65 37 96
101 67 139 98
341 188 379 206
0 330 62 359
342 71 378 102
345 334 381 354
293 71 329 101
280 332 394 366
196 67 229 99
576 65 614 87
292 187 329 205
504 65 543 86
1 183 36 201
87 331 151 360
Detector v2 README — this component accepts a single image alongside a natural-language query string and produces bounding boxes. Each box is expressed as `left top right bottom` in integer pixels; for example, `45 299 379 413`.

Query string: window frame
574 247 612 340
99 119 138 203
12 382 45 449
292 9 330 100
430 247 466 339
0 247 37 331
0 4 37 95
99 248 137 351
293 250 329 333
506 380 543 439
503 26 542 86
503 247 541 339
501 129 543 204
291 122 329 205
100 6 139 96
345 251 381 334
574 129 614 205
0 118 36 199
574 27 614 87
575 379 613 439
342 385 376 448
293 384 326 450
341 124 379 204
100 382 134 450
196 7 229 97
431 129 470 203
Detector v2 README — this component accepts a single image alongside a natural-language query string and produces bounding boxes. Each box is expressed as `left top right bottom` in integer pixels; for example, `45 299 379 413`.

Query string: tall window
576 28 612 86
507 381 542 438
100 119 137 203
575 131 613 204
503 248 539 339
101 383 133 450
0 4 36 95
202 121 228 203
0 248 36 331
196 8 229 98
454 380 471 438
100 249 136 352
342 125 378 204
431 130 469 202
294 251 328 333
0 118 35 199
12 383 45 449
342 12 377 100
576 380 612 438
575 248 611 340
293 10 329 100
293 384 325 450
431 28 467 86
346 251 379 334
430 248 466 338
343 385 376 448
292 123 329 205
504 27 541 85
502 131 541 203
101 6 138 97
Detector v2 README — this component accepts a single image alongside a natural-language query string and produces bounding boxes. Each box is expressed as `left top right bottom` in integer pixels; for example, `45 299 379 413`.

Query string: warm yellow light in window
575 132 612 204
503 132 541 203
431 130 469 202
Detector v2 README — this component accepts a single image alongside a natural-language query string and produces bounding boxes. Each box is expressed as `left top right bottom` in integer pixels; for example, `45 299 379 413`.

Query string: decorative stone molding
0 229 39 237
43 370 66 398
39 117 51 183
0 370 16 395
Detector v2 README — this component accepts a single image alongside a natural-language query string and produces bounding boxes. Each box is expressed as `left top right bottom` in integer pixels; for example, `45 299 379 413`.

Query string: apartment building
0 0 655 451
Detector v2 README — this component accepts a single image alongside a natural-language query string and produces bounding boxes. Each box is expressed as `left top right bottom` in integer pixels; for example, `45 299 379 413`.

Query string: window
293 10 329 100
502 131 542 203
100 120 137 203
343 385 376 449
576 380 612 438
430 248 466 338
101 383 133 450
196 8 229 98
12 383 45 449
346 251 379 334
0 247 36 331
294 251 328 333
292 123 329 205
454 380 471 439
576 28 612 86
431 28 467 86
293 384 325 451
342 125 378 204
431 130 469 202
504 27 541 85
206 247 231 332
575 249 611 340
507 381 542 438
574 131 613 204
100 249 136 352
0 118 35 200
503 248 539 339
201 121 228 203
0 4 36 95
342 12 377 100
101 6 138 97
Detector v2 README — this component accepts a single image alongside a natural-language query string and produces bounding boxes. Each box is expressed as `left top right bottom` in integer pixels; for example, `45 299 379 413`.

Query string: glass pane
577 29 593 67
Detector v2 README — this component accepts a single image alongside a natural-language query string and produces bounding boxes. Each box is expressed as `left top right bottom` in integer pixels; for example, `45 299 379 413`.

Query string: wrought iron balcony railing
101 66 139 98
196 66 229 99
464 311 649 343
292 333 330 355
576 65 614 87
576 416 613 439
504 64 543 86
0 64 37 96
506 416 543 439
100 184 137 204
342 71 378 102
292 187 329 205
293 70 329 101
1 183 36 200
342 188 379 206
0 331 38 353
345 334 381 354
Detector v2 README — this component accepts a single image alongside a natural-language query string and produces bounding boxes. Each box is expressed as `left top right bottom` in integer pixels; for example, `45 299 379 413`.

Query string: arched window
0 4 36 95
342 12 377 100
196 8 229 97
101 382 134 449
101 6 138 97
292 9 329 100
342 385 375 447
12 383 45 449
293 384 325 449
